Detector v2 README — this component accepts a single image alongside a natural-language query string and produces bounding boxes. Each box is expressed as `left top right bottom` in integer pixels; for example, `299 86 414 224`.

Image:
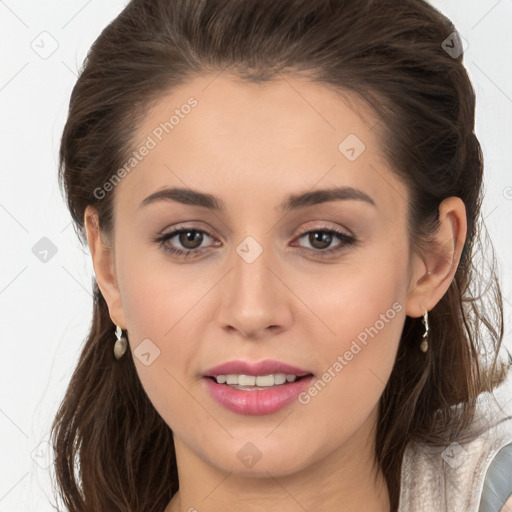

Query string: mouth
202 359 315 415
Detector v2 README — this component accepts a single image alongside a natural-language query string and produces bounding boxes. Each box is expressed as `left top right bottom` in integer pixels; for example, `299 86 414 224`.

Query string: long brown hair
51 1 509 510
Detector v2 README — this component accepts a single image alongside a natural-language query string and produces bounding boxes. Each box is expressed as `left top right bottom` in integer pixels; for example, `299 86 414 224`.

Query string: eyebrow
139 185 376 212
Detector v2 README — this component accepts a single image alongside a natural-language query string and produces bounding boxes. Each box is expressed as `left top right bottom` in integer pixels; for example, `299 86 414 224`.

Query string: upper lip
203 359 313 378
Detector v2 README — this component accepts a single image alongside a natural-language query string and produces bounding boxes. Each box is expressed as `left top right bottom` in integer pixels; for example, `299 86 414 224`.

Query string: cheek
115 230 211 343
298 242 408 351
290 242 409 417
114 243 217 429
119 268 206 435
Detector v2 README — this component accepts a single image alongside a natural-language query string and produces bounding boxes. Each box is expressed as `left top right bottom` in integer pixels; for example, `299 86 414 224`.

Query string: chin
201 438 317 478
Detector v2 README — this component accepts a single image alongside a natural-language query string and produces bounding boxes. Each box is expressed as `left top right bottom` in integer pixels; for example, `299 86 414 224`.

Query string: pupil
180 230 202 249
310 231 332 249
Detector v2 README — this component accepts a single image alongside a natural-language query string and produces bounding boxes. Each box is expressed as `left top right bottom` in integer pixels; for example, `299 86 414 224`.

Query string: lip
203 359 312 378
203 374 315 415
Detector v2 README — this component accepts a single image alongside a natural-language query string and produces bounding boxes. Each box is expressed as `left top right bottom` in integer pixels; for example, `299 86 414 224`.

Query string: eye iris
179 230 203 249
309 231 332 249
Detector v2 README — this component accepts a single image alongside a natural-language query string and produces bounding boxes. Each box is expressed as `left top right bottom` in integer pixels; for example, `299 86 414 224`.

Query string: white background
1 1 511 510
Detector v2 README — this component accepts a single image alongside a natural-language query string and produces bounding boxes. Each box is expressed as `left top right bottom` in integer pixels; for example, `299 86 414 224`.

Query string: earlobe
405 197 467 318
84 206 127 328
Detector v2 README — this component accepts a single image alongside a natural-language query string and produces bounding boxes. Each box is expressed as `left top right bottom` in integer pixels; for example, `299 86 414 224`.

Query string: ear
405 197 467 318
84 205 127 328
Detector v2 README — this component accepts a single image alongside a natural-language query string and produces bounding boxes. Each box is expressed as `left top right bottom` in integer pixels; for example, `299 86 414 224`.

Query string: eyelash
153 225 357 259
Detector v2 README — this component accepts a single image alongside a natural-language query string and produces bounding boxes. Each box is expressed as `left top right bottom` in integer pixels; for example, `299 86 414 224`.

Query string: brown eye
154 226 218 256
293 226 357 258
178 230 204 249
307 231 334 250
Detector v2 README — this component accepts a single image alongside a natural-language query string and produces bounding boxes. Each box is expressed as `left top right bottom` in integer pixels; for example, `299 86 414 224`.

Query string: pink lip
203 375 315 415
202 359 315 415
203 359 312 377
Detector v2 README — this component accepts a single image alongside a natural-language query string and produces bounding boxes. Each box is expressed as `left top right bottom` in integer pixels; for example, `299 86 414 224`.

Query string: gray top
478 441 512 512
398 373 512 511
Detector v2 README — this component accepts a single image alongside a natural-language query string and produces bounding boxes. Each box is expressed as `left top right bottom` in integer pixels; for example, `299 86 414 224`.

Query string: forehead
116 74 408 216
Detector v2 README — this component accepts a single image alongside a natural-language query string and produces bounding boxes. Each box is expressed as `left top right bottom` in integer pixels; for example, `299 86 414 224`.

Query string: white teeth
274 374 287 385
214 373 298 386
238 375 256 386
226 375 238 385
255 374 275 387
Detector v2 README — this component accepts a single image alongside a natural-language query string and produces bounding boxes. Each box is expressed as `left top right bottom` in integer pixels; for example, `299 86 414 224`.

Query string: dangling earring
420 311 429 352
114 325 127 359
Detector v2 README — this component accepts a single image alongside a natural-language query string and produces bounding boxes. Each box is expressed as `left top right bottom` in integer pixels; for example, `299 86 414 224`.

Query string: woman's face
100 74 421 476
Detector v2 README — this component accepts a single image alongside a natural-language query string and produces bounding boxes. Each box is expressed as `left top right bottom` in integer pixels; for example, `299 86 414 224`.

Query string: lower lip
203 375 315 415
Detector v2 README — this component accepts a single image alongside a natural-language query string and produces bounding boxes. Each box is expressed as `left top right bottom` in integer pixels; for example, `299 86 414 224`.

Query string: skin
85 74 467 512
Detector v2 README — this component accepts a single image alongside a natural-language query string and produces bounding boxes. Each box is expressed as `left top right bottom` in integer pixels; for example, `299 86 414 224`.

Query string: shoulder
398 382 512 512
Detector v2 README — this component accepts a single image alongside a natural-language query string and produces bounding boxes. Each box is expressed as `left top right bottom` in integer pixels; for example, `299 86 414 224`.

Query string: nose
216 241 293 340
